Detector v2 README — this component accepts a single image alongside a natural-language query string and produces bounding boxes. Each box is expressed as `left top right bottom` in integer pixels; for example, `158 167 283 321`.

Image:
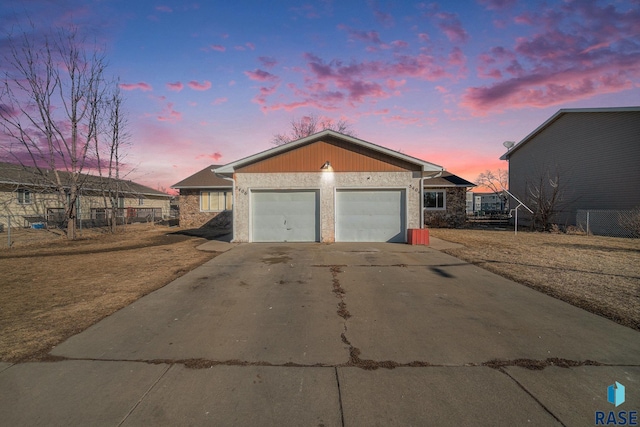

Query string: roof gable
215 130 443 174
500 106 640 160
171 164 231 188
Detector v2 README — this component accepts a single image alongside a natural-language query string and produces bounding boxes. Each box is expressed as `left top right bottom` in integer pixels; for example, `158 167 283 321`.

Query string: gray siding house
501 107 640 229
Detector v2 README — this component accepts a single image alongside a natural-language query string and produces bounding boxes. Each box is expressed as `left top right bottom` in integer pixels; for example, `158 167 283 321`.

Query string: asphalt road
1 241 639 426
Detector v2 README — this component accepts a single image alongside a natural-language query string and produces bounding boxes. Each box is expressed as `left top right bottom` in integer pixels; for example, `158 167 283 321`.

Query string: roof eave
214 130 444 174
500 106 640 160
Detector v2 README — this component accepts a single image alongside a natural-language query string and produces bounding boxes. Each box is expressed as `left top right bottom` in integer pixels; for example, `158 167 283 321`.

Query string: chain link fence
0 208 171 248
576 209 640 238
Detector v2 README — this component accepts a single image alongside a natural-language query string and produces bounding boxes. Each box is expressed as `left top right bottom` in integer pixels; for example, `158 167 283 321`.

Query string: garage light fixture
321 161 332 171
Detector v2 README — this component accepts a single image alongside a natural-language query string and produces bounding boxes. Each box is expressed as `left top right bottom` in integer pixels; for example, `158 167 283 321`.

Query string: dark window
424 191 445 209
17 189 31 204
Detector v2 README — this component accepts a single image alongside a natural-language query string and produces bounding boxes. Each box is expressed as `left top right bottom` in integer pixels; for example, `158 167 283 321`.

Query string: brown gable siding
236 139 421 173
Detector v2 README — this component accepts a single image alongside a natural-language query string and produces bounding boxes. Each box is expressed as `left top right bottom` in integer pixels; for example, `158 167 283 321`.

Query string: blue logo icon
608 382 626 407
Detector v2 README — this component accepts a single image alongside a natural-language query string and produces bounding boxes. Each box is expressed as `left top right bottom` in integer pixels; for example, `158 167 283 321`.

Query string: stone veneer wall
178 189 224 228
424 187 468 228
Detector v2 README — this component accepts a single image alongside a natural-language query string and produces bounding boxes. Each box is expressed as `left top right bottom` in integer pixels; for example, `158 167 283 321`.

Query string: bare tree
92 83 130 232
476 169 508 212
0 26 115 239
271 114 356 145
525 169 564 231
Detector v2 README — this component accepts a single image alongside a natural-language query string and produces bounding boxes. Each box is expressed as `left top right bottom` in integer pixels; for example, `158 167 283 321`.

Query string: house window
424 191 445 209
200 191 232 212
17 189 32 204
138 197 144 206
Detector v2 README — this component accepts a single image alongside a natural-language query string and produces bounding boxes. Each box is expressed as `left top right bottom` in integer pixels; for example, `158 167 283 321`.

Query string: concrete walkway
1 242 639 426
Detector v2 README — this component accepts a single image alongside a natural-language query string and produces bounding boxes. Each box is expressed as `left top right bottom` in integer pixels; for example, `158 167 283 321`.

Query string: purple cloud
338 25 383 44
187 80 212 91
477 0 516 11
435 12 469 43
166 82 184 92
258 56 277 69
120 82 153 91
244 69 279 82
463 1 640 113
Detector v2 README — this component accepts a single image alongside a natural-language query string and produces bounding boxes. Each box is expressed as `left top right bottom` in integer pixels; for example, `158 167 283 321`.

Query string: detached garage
214 130 443 243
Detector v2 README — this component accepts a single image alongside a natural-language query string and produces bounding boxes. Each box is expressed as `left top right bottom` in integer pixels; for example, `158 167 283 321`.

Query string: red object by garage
407 228 429 245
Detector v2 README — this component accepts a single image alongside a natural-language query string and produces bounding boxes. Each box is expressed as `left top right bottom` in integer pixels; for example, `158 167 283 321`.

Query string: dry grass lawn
2 225 637 363
0 224 219 362
430 229 640 331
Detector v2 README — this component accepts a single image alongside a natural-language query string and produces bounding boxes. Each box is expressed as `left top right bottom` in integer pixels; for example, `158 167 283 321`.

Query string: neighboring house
500 106 640 228
423 172 476 228
171 164 233 228
0 161 172 228
213 130 447 243
472 192 506 214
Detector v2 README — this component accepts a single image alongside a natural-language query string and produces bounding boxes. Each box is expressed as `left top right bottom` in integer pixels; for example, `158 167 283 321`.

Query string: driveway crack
117 363 172 426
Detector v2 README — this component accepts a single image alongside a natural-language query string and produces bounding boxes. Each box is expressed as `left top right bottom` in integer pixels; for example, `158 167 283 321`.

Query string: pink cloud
259 56 277 69
155 5 172 13
389 40 409 49
196 152 223 161
418 33 430 43
253 47 465 112
166 81 184 92
188 80 212 91
478 0 516 10
210 44 226 52
462 69 635 114
211 97 228 105
338 25 383 44
120 82 153 91
157 102 182 122
514 12 534 25
246 42 256 50
435 12 469 43
244 69 279 82
463 1 640 113
382 115 422 126
386 79 406 89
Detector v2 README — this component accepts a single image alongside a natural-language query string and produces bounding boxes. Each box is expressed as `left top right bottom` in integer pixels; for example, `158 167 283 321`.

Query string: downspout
214 171 236 243
421 170 443 228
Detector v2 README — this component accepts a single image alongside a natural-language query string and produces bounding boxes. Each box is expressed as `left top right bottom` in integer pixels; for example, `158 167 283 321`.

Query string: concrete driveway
1 241 639 426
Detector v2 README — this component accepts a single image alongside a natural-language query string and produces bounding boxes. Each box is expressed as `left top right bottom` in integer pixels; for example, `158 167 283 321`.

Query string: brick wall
178 189 223 228
424 187 467 228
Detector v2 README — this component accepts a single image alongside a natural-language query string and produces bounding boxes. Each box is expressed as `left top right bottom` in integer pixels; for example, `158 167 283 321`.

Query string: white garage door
251 190 319 242
336 190 406 242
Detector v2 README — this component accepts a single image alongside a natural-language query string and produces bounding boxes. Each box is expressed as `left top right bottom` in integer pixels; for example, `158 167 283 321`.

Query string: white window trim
200 190 232 212
17 189 32 205
424 190 446 210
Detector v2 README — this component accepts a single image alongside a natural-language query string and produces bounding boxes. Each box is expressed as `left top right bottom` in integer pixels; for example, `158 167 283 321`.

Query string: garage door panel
336 190 406 243
252 191 319 242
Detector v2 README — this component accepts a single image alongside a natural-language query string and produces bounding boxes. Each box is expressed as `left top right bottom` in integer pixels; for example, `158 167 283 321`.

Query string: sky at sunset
2 0 639 193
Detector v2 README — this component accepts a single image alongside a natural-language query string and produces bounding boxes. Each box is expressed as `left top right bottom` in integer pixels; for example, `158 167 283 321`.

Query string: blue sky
2 0 639 191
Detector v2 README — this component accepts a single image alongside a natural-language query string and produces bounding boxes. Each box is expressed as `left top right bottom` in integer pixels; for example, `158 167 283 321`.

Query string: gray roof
0 161 171 198
500 106 640 160
423 171 476 187
171 164 232 189
214 130 444 175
